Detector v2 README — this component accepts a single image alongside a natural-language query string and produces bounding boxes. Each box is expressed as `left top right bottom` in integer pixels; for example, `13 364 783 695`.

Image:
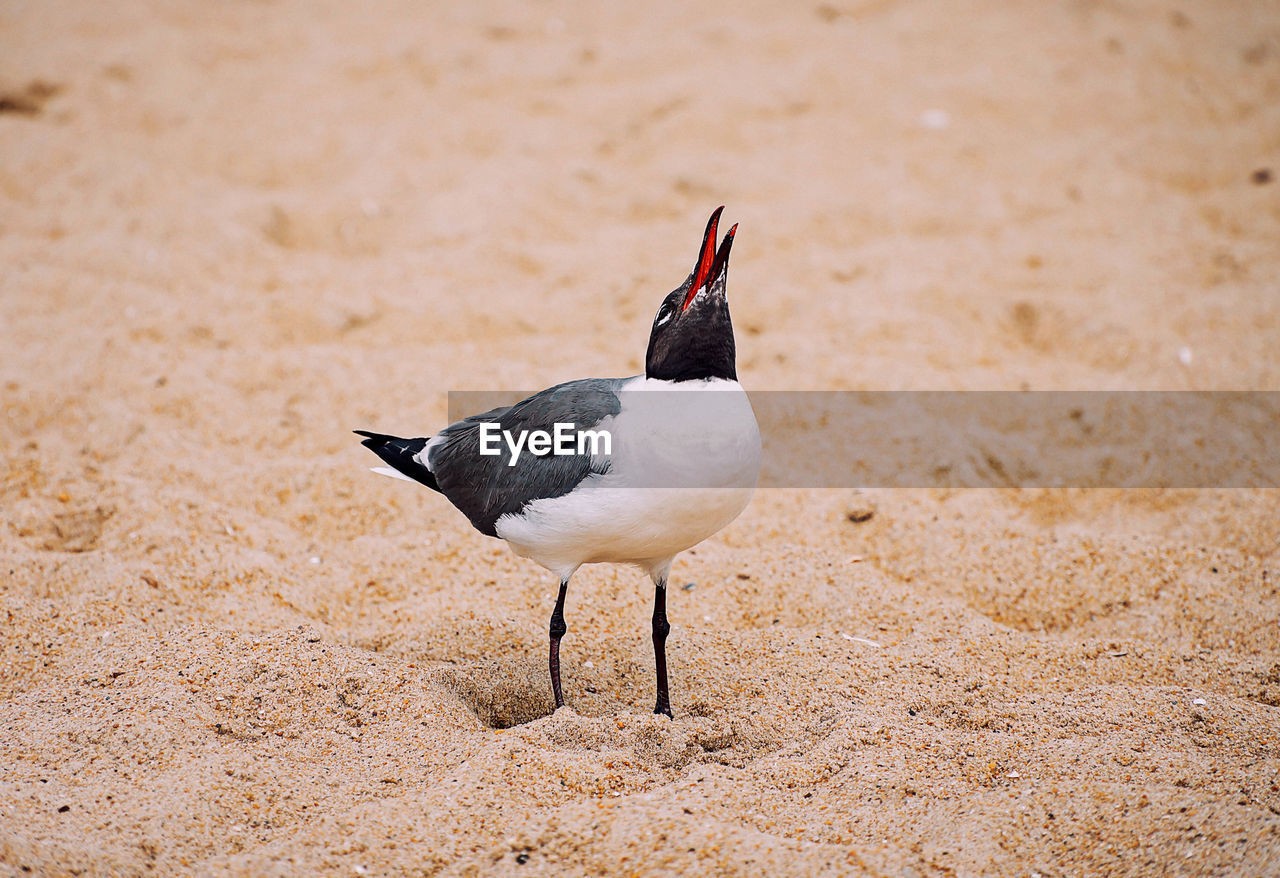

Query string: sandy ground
3 0 1280 874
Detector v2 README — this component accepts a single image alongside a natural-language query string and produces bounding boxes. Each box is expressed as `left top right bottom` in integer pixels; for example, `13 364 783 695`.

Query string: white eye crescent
656 305 673 326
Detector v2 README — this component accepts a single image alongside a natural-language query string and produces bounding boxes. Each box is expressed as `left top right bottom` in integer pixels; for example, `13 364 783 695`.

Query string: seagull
355 207 761 718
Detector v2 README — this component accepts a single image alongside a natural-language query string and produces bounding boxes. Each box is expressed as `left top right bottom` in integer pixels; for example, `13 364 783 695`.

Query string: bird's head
644 207 739 383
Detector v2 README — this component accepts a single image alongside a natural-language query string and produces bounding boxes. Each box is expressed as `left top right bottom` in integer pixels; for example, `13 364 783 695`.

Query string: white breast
494 377 761 580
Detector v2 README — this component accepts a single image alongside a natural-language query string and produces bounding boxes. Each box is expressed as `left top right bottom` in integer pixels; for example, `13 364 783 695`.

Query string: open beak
682 206 738 313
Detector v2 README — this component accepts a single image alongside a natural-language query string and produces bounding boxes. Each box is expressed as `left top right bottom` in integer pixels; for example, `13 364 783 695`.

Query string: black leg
652 576 673 718
548 578 569 709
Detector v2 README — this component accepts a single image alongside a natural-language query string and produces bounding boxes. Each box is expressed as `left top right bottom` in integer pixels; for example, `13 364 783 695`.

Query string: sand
2 0 1279 874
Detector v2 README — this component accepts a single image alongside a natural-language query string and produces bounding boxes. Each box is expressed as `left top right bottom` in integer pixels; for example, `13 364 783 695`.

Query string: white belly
494 378 761 579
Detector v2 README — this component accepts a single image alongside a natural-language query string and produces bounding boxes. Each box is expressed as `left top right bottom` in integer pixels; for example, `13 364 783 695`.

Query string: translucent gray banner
446 391 1280 488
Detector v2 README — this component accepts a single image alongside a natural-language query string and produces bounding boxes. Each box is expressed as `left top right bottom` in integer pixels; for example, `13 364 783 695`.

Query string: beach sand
2 0 1278 874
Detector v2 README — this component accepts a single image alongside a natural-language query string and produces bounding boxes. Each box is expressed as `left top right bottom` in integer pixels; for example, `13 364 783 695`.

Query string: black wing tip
354 431 440 492
355 429 394 450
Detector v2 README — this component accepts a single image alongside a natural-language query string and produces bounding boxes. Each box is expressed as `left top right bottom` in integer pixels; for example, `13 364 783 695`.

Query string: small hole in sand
437 662 554 729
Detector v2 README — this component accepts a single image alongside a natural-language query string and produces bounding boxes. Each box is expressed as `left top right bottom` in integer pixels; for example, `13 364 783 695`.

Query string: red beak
682 207 737 313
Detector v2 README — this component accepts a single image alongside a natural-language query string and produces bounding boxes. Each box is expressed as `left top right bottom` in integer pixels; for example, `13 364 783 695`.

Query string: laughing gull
355 207 761 717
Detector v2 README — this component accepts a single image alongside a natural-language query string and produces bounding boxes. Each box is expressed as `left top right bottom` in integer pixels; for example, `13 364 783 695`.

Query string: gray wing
427 378 624 536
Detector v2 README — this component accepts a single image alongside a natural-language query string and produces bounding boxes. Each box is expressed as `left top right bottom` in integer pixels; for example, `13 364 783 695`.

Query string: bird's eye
655 304 674 326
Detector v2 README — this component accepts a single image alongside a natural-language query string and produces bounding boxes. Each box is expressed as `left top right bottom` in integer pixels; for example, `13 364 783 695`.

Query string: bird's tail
354 430 440 491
